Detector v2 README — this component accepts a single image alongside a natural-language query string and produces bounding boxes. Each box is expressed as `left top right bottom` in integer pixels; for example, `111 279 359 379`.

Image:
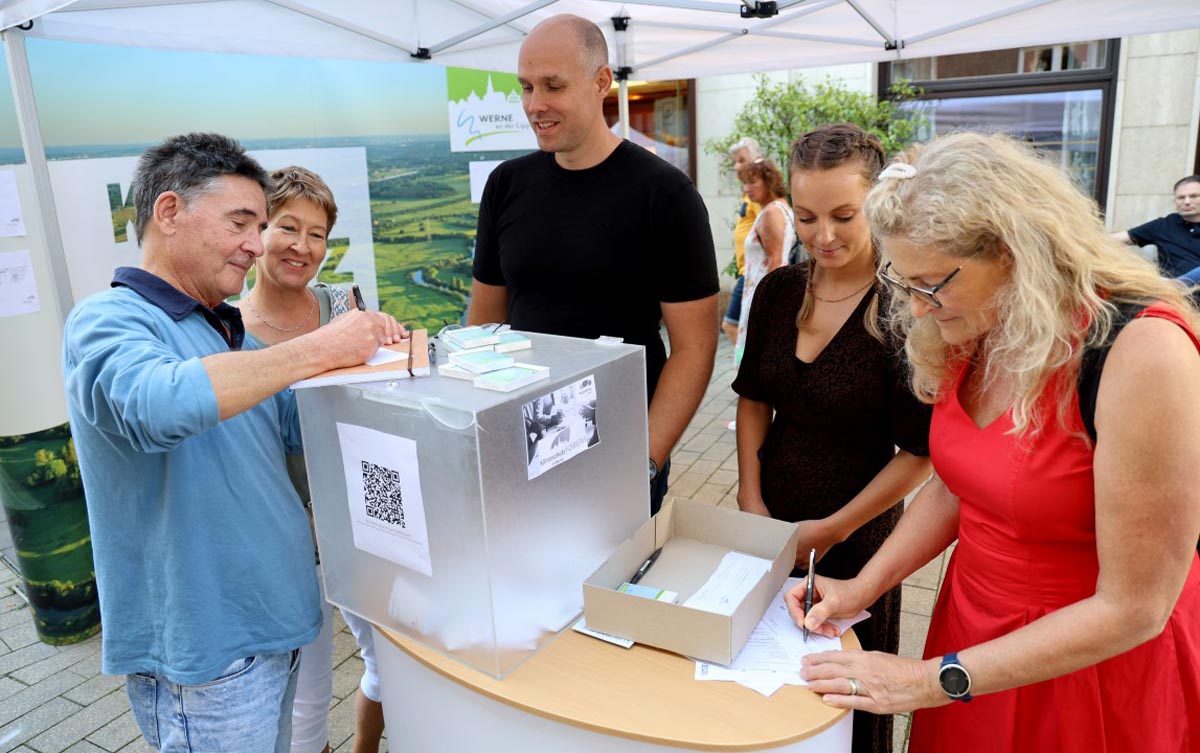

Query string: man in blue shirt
1115 175 1200 278
62 133 403 753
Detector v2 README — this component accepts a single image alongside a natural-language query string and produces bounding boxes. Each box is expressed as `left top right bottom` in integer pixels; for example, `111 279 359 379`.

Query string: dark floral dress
732 264 932 753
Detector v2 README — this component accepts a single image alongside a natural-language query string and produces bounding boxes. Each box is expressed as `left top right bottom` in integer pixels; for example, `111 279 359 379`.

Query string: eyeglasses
876 260 968 309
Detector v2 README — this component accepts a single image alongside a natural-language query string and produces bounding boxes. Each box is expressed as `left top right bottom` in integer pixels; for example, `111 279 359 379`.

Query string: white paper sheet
694 577 871 696
0 249 39 317
365 346 406 366
336 422 433 577
468 160 503 203
0 172 25 237
681 551 773 615
571 618 635 649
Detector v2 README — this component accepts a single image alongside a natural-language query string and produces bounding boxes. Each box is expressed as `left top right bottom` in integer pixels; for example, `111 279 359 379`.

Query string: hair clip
879 163 916 180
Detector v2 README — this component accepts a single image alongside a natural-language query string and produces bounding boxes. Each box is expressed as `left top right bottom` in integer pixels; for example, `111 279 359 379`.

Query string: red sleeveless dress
909 304 1200 753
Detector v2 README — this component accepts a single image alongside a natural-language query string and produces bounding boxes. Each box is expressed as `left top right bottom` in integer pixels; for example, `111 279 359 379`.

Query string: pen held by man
346 283 408 344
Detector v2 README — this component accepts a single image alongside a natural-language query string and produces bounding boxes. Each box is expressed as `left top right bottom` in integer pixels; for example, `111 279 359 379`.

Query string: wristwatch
648 457 659 484
938 652 973 702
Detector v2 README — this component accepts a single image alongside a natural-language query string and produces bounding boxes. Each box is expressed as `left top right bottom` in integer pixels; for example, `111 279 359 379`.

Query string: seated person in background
1113 174 1200 277
235 166 397 753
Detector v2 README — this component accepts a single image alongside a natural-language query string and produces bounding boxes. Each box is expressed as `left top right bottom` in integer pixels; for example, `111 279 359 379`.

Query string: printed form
681 551 773 615
695 577 870 697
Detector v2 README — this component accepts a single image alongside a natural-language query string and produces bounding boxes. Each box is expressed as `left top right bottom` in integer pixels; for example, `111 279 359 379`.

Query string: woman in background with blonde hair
791 132 1200 752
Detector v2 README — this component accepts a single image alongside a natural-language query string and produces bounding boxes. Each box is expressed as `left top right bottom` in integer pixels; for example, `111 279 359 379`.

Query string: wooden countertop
379 624 857 752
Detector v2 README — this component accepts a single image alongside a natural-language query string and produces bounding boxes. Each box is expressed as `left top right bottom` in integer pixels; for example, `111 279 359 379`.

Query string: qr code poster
335 422 432 577
523 374 600 480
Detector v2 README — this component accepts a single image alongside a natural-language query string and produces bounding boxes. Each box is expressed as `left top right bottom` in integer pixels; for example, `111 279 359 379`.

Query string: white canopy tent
1 0 1199 318
3 0 1199 79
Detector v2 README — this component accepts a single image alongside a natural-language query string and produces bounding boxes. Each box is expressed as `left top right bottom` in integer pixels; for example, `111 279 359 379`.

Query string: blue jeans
1178 266 1200 286
126 650 301 753
723 276 746 326
650 458 672 517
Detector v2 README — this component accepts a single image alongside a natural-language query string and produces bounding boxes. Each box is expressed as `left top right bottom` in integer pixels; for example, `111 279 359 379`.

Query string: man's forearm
202 337 327 421
647 342 715 464
204 310 395 421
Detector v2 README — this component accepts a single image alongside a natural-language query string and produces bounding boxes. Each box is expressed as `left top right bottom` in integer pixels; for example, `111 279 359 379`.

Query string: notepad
291 330 430 388
472 363 550 392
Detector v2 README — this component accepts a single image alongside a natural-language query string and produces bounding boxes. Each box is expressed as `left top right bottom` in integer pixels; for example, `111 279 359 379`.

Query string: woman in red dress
787 132 1200 751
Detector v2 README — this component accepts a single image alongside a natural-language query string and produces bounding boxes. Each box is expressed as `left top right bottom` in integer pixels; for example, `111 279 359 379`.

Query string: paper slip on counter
583 499 801 666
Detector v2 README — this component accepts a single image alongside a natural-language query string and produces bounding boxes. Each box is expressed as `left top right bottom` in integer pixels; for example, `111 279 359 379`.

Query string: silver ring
848 678 861 697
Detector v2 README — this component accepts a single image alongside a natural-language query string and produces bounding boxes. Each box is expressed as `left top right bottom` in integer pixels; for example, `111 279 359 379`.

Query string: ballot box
296 332 649 678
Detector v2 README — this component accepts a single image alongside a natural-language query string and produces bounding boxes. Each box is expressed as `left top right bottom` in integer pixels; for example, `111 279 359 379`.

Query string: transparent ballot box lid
296 332 650 677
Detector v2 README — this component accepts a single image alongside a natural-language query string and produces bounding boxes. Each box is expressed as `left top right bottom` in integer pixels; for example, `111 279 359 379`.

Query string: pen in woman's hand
803 548 816 642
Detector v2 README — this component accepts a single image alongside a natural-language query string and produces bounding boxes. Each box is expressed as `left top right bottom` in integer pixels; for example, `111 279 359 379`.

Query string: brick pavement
0 335 943 753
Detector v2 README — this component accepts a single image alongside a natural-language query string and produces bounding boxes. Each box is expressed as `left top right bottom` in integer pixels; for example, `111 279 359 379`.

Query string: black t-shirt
1128 213 1200 277
473 140 718 400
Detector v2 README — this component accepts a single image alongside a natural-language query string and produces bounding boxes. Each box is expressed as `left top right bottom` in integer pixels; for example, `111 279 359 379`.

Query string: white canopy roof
2 0 1198 80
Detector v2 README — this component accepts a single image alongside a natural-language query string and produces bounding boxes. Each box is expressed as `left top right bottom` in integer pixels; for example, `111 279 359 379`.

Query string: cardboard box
582 499 800 665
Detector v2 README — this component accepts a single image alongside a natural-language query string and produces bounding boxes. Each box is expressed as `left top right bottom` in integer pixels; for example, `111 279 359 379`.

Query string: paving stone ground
0 335 944 753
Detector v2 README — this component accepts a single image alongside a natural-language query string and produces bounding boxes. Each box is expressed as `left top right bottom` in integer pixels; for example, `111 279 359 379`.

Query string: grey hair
730 137 762 160
133 133 271 244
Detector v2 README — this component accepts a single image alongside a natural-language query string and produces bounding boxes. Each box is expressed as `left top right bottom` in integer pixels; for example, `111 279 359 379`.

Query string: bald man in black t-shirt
467 14 719 515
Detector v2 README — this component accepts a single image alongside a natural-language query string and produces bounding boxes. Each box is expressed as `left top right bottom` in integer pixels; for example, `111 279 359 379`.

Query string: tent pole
3 27 72 320
618 79 630 141
612 15 631 141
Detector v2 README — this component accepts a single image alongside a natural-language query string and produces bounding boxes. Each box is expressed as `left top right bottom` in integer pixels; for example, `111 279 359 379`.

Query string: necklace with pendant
245 289 316 333
810 278 874 303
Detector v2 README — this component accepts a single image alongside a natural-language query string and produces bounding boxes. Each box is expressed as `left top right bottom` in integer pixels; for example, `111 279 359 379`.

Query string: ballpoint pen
629 547 663 585
351 283 366 312
803 548 816 643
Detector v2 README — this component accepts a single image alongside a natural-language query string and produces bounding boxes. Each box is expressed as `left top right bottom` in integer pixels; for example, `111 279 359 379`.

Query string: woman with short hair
236 166 393 753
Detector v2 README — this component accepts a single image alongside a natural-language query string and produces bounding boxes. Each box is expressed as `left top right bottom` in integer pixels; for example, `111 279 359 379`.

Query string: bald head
527 14 609 75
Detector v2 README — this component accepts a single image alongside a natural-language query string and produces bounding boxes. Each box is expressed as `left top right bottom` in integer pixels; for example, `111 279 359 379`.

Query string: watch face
940 664 970 697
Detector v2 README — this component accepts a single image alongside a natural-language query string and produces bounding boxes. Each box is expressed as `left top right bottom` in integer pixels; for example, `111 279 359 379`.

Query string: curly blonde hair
865 131 1200 436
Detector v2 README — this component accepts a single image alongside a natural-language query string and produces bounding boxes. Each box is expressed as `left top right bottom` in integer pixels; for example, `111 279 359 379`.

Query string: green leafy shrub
706 75 927 171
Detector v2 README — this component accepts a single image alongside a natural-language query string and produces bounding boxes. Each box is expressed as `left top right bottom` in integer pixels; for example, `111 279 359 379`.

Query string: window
603 80 694 180
882 40 1117 203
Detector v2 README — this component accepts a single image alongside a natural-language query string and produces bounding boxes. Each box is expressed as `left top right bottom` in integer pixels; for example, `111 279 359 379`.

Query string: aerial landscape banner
19 38 535 331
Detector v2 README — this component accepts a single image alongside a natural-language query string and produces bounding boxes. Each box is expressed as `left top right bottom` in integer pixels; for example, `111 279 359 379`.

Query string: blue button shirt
63 268 319 684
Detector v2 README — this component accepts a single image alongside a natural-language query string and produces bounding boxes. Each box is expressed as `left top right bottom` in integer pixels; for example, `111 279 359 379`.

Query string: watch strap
939 652 973 703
